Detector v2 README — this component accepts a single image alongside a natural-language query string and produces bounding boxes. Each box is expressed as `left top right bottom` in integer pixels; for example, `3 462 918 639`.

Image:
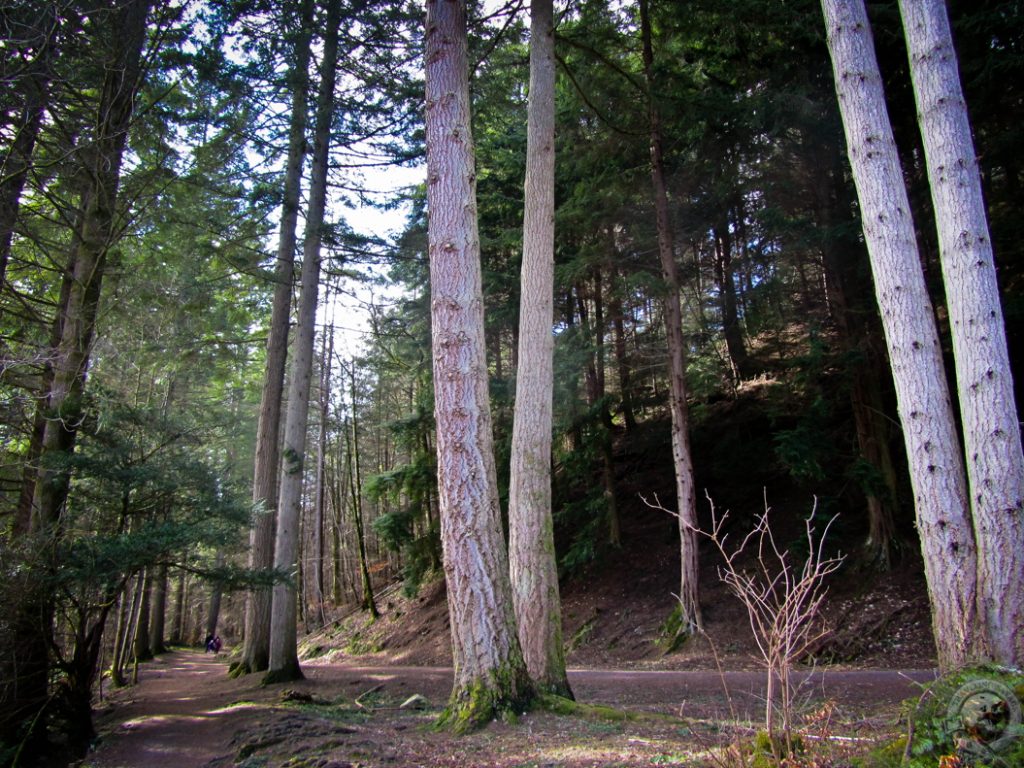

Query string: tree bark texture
508 0 571 699
266 0 340 684
899 0 1024 666
425 0 533 729
241 0 314 676
820 0 977 669
640 0 702 635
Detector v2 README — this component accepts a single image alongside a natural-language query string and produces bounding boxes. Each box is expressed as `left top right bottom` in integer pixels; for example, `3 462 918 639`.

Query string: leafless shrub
703 494 844 753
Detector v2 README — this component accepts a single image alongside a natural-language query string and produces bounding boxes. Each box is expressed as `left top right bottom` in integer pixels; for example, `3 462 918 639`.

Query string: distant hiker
205 634 215 653
212 636 222 655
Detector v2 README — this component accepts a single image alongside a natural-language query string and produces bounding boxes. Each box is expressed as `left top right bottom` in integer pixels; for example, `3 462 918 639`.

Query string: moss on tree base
261 660 304 685
435 662 535 734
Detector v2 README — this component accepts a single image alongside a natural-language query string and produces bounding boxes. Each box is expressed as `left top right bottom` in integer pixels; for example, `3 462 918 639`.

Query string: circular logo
945 678 1022 762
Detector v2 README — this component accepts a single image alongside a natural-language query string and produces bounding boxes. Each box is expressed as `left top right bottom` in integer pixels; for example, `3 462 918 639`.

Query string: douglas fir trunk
425 0 534 730
899 0 1024 666
508 0 571 699
820 0 977 670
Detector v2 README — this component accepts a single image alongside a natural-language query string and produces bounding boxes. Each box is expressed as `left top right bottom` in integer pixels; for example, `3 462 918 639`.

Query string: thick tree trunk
133 568 154 663
899 0 1024 666
266 0 340 684
240 0 314 677
425 0 534 730
508 0 571 700
821 0 977 670
169 564 186 645
640 0 702 636
149 563 168 655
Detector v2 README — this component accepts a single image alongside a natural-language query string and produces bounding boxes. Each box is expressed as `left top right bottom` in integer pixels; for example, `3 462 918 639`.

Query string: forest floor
81 649 934 768
81 554 938 768
83 409 943 767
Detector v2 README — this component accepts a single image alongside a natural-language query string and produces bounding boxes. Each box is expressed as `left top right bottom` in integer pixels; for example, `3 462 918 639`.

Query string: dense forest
1 0 1023 764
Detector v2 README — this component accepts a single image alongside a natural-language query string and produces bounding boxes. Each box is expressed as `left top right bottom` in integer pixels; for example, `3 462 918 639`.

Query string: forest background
1 0 1022 762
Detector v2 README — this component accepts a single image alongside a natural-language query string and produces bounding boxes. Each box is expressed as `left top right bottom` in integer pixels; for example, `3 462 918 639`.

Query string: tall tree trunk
3 4 151 751
609 265 637 433
169 565 186 645
240 0 314 677
312 317 334 624
425 0 534 730
508 0 571 699
820 0 977 670
149 563 169 655
328 463 344 605
205 551 225 641
133 568 154 663
899 0 1024 667
713 222 749 382
109 589 130 688
266 0 341 684
640 0 702 636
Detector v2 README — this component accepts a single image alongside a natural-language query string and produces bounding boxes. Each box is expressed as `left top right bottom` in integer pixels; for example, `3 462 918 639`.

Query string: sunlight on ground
207 702 264 714
120 714 208 728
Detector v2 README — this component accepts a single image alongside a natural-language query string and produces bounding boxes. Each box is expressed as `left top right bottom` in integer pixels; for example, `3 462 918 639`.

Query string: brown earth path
82 650 935 768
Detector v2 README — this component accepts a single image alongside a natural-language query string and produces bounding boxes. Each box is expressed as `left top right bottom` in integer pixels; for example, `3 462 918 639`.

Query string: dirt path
83 651 934 767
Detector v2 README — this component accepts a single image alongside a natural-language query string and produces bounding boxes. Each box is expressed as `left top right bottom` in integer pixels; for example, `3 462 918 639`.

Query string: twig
354 683 385 710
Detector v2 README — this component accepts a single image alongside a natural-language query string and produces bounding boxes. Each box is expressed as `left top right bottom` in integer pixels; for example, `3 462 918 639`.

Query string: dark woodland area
2 0 1023 766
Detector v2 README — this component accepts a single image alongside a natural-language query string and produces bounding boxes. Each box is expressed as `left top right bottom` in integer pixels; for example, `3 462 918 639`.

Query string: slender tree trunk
713 223 749 382
109 590 129 688
899 0 1024 666
313 319 334 624
347 374 379 619
425 0 534 730
640 0 702 636
609 265 637 433
328 463 344 605
240 0 314 677
266 0 341 684
508 0 571 699
820 0 977 670
205 551 225 641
